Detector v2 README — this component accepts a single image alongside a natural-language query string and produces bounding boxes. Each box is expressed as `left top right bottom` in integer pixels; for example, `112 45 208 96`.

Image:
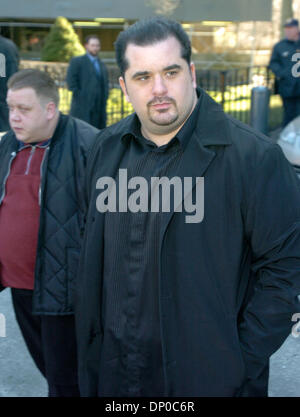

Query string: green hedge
41 16 85 62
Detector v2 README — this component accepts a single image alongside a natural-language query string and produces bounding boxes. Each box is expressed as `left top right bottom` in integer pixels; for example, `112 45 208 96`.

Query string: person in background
0 32 19 131
67 35 109 129
269 18 300 127
0 69 99 396
75 17 300 397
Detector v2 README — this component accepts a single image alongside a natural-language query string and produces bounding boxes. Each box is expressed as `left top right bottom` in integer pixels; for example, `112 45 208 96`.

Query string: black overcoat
75 89 300 397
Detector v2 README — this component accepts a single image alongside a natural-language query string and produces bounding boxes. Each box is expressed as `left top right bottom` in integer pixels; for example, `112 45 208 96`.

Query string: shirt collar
86 52 98 62
18 138 50 150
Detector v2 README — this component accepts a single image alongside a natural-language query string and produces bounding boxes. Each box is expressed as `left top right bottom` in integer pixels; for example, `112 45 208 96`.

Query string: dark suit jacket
67 54 109 129
0 36 19 131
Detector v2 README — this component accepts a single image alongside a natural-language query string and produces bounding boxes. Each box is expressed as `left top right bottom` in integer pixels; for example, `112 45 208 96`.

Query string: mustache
147 97 175 106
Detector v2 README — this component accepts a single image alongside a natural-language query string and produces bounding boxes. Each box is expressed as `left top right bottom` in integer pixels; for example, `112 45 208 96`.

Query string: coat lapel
90 128 128 240
91 129 128 213
159 132 217 242
159 89 233 243
86 131 128 308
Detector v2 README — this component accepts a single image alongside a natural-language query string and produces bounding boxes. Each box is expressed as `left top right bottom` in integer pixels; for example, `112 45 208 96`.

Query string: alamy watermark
0 313 6 337
0 54 5 78
96 169 204 223
291 53 300 77
291 313 300 338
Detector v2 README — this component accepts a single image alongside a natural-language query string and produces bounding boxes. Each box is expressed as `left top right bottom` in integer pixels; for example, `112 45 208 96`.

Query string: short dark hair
84 35 100 45
115 17 191 77
7 69 59 106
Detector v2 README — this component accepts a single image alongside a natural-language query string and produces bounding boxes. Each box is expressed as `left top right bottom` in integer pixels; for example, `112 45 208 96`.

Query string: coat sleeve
238 143 300 395
73 120 100 218
5 47 19 79
269 44 290 79
101 61 109 102
66 58 80 94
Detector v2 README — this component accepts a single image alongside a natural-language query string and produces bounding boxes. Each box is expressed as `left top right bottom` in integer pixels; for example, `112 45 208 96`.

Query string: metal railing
20 60 279 129
196 66 275 124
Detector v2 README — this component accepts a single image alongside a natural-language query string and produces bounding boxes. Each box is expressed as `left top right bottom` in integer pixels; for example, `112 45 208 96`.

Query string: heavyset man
75 18 300 397
0 69 99 396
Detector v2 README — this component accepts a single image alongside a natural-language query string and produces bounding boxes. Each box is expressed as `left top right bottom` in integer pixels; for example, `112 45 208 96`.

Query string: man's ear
190 62 197 89
119 76 131 103
46 102 57 120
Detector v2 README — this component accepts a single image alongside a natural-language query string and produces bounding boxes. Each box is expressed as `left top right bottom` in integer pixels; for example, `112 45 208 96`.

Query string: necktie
93 58 100 77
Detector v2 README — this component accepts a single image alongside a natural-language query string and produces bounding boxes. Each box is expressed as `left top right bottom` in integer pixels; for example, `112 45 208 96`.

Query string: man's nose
9 109 21 122
152 75 168 96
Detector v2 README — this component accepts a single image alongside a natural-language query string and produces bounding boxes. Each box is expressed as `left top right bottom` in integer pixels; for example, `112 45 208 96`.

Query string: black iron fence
196 66 279 127
20 60 281 130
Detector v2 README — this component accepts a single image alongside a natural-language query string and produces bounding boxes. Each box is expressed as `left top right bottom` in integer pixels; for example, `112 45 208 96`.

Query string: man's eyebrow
6 102 31 109
131 64 183 80
163 64 182 72
131 71 151 80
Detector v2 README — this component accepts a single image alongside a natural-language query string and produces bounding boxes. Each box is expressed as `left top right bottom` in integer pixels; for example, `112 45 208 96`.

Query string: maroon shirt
0 141 48 289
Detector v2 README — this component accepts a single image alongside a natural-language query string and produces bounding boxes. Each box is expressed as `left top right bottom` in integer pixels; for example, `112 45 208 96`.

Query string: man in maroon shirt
0 69 99 396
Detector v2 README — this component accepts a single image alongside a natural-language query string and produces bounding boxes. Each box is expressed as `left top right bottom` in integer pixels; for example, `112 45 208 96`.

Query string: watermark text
0 313 6 337
96 169 204 223
292 53 300 78
0 54 5 78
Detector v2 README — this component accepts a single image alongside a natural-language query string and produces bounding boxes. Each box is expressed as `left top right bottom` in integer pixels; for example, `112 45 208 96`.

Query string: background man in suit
67 35 109 129
0 32 19 131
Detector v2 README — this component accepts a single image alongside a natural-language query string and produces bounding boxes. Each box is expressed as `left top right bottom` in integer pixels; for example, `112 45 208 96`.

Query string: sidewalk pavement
0 289 47 397
1 287 300 397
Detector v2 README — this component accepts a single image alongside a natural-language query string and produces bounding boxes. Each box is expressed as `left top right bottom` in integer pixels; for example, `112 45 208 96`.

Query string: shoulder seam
226 115 275 146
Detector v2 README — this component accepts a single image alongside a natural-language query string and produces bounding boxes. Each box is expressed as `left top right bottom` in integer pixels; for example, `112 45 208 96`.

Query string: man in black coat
0 34 19 131
0 69 99 396
76 18 300 397
269 18 300 127
67 35 109 129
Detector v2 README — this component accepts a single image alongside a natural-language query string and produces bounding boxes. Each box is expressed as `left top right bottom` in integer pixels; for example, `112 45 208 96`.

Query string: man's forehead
7 87 37 102
87 39 100 46
126 37 180 55
124 37 183 69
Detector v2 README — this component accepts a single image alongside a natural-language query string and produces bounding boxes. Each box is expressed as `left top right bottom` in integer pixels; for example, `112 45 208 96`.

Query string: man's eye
8 106 30 114
166 71 178 77
137 76 149 81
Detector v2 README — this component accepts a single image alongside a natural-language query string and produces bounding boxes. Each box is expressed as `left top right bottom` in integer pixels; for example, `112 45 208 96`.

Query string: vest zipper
24 145 36 175
38 146 50 206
